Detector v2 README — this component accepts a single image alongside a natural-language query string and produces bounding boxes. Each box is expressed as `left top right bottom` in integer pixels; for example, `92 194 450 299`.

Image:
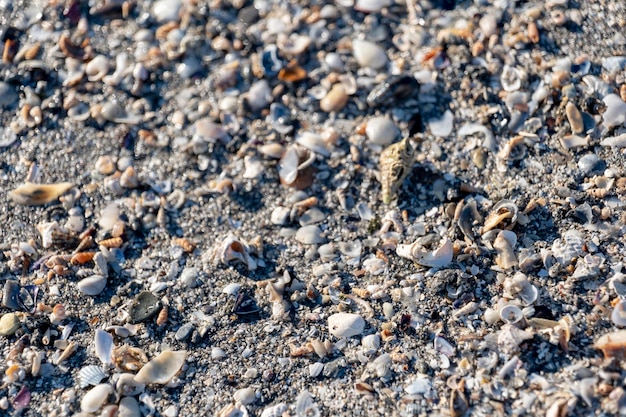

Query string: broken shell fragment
595 330 626 359
612 300 626 327
482 200 519 233
134 350 186 385
493 230 518 270
396 238 453 268
215 234 258 271
9 182 74 205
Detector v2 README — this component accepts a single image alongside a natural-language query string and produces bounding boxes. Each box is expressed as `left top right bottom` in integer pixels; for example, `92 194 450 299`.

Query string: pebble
328 313 366 338
175 323 195 341
365 116 399 146
0 313 20 336
152 0 182 22
179 267 200 288
352 39 387 69
320 84 349 113
270 206 291 225
211 347 226 360
309 362 324 378
128 291 162 324
299 208 326 226
295 225 325 244
77 275 107 296
578 154 606 176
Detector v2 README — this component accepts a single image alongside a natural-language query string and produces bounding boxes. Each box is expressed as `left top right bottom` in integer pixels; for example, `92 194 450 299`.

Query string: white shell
296 131 329 157
396 238 453 268
328 313 365 338
352 39 387 70
295 391 320 417
77 274 107 296
233 387 256 405
295 225 325 245
79 365 107 388
118 396 141 417
80 383 113 413
260 403 288 417
499 304 524 325
115 373 146 396
95 329 113 365
211 347 227 360
612 299 626 327
134 350 186 385
309 362 324 378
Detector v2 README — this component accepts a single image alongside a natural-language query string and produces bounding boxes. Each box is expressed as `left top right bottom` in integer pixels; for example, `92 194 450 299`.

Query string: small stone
175 323 195 341
0 313 21 336
565 101 584 134
270 206 291 225
479 14 498 37
95 156 116 175
328 313 365 338
179 267 200 288
352 39 387 69
428 110 454 137
2 281 21 310
365 116 399 146
299 208 326 226
81 383 113 413
152 0 182 22
578 154 606 176
128 291 162 324
295 225 325 245
320 84 349 113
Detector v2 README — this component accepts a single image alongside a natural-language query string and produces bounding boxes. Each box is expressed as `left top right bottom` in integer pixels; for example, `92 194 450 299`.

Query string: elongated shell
134 350 186 384
95 329 113 365
9 182 74 205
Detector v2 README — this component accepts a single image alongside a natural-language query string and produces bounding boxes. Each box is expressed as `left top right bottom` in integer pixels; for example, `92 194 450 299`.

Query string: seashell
95 329 114 365
595 330 626 359
216 235 257 270
79 365 107 388
565 101 584 134
560 134 588 150
9 182 74 205
134 350 186 385
295 225 325 245
434 336 455 357
328 313 365 338
428 110 454 137
77 274 107 296
277 33 311 56
309 362 324 378
233 387 256 405
602 94 626 129
260 403 288 417
405 377 432 395
120 166 139 188
551 229 584 266
295 391 320 417
81 383 113 413
578 377 597 408
493 230 517 270
59 34 91 61
112 345 148 372
500 65 524 92
320 84 349 113
352 39 387 70
115 373 146 397
396 238 453 268
85 55 109 82
612 300 626 327
192 119 229 143
499 304 524 325
296 131 329 157
98 237 123 249
482 200 518 233
247 80 272 112
118 396 141 417
101 101 141 124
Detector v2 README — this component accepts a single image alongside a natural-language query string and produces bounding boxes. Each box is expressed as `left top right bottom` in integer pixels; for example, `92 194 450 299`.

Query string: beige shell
134 350 186 384
9 182 74 205
396 238 453 268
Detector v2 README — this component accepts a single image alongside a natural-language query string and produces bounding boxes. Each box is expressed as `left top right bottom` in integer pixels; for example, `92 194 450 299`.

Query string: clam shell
134 350 186 385
114 373 146 396
595 330 626 359
9 182 74 206
80 383 113 413
612 300 626 327
233 387 256 405
79 365 107 388
95 329 113 365
499 304 524 325
77 274 107 296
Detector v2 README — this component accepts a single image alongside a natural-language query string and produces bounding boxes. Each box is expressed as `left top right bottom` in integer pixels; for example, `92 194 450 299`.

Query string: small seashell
493 230 518 270
428 110 454 137
320 84 349 113
247 80 272 112
118 396 141 417
612 300 626 327
77 275 107 296
211 347 226 360
97 237 123 249
499 304 524 325
95 329 114 365
115 373 146 396
482 199 519 233
79 365 107 388
602 94 626 129
296 131 329 157
501 65 524 92
595 330 626 359
295 391 320 417
328 313 365 338
309 362 324 378
600 133 626 149
560 134 588 150
0 313 21 336
565 101 584 134
80 384 112 414
215 235 257 270
9 182 74 206
396 238 453 268
134 350 186 385
352 39 387 70
101 101 141 124
233 387 256 405
85 55 109 82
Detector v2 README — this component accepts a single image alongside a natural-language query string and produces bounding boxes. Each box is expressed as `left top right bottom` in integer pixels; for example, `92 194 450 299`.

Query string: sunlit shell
80 383 112 413
233 387 256 405
295 391 320 417
95 329 113 365
595 330 626 359
101 101 141 124
493 230 518 270
114 373 146 396
113 345 148 372
77 274 107 296
500 65 524 92
396 238 453 268
134 350 186 384
79 365 107 388
216 235 257 271
85 55 109 82
551 229 584 266
499 304 524 325
9 182 74 205
612 300 626 327
482 200 518 233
